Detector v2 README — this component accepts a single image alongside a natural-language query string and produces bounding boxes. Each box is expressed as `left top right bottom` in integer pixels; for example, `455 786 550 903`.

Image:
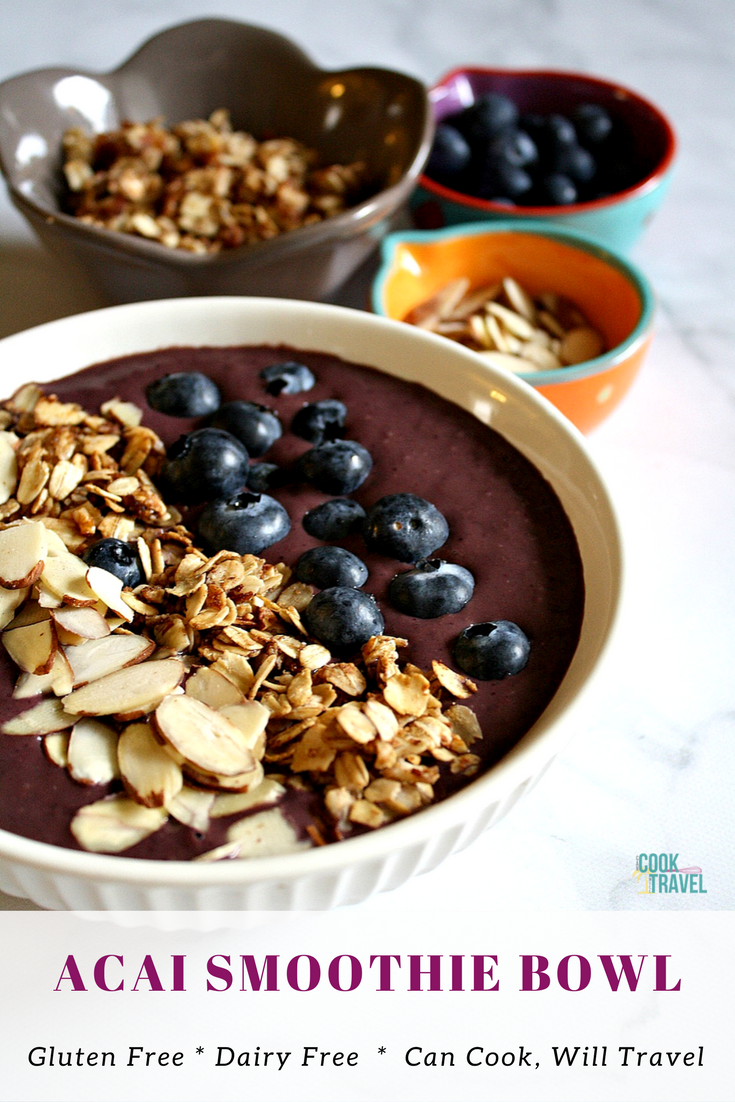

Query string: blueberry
488 128 538 169
83 538 145 588
540 172 578 205
300 440 373 495
475 159 533 202
426 123 472 182
543 114 578 152
260 361 315 396
303 587 384 656
296 546 368 589
551 144 597 184
197 491 291 555
292 399 347 445
454 93 519 143
302 498 366 541
573 103 613 145
454 620 530 680
389 559 474 619
363 493 449 563
247 462 285 494
208 401 281 457
145 372 220 418
159 428 249 504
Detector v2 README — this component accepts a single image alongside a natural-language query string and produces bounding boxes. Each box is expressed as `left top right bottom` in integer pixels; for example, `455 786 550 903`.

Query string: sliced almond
225 807 311 858
2 695 74 735
165 785 215 832
184 665 244 709
14 648 74 698
210 777 285 819
41 553 98 607
559 326 605 365
70 794 167 853
85 566 134 621
218 701 269 756
67 718 120 785
0 586 29 630
502 276 537 322
477 350 545 375
486 301 536 340
154 693 256 778
62 657 185 717
0 521 47 589
0 431 18 504
66 633 155 688
2 618 57 674
7 601 51 629
43 731 70 768
118 721 183 807
52 605 110 641
184 760 264 793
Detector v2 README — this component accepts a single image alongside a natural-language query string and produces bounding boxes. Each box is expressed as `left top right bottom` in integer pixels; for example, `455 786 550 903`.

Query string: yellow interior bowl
372 221 655 433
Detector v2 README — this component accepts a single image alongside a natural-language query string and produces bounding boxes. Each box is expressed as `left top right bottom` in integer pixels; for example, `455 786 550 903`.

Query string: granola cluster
61 109 367 254
0 386 482 860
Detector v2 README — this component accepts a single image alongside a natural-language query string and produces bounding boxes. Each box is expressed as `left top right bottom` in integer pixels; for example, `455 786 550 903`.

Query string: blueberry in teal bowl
413 67 676 251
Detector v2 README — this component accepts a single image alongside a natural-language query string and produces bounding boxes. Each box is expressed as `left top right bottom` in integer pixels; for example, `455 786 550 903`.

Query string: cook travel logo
633 852 707 895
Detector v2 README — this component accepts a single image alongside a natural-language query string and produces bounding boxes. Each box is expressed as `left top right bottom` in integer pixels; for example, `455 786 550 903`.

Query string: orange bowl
372 221 655 432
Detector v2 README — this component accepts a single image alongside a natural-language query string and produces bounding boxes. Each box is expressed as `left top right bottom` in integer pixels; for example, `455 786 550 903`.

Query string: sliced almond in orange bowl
154 694 257 779
118 721 183 808
62 657 185 718
0 521 47 589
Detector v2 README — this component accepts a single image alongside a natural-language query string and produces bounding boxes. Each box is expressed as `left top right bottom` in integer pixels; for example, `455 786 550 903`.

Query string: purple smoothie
0 345 584 859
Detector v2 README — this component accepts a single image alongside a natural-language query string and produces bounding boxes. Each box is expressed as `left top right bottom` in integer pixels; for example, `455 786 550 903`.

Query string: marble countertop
0 0 732 912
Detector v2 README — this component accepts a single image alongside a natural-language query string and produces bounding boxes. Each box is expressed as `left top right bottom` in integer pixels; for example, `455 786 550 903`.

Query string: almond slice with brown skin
118 721 183 808
210 777 285 819
65 633 155 688
40 553 98 607
154 694 256 779
218 701 270 758
6 601 51 629
0 521 47 589
0 586 29 630
63 657 185 718
70 794 167 853
2 695 74 735
14 648 74 698
2 618 57 674
52 605 110 641
85 566 134 622
165 785 215 832
184 760 264 793
67 718 120 785
0 431 18 505
184 666 245 709
43 731 70 768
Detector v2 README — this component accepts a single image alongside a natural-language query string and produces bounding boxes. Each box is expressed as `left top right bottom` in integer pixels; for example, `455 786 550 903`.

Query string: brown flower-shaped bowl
0 19 433 303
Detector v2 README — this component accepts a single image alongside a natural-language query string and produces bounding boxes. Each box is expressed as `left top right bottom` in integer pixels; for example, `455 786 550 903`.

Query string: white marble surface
0 0 732 912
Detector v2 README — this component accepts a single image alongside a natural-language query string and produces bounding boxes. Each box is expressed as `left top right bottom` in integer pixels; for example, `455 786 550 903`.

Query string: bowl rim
0 295 623 893
418 65 677 217
0 17 434 268
371 218 656 384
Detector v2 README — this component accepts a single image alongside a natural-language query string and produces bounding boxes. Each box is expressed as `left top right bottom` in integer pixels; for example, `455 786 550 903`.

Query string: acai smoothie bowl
0 298 621 911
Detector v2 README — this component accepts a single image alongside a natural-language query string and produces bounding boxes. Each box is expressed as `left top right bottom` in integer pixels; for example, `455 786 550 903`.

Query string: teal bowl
412 67 677 252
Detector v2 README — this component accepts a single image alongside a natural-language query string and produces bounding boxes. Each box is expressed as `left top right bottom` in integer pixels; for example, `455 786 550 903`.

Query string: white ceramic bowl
0 298 622 911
